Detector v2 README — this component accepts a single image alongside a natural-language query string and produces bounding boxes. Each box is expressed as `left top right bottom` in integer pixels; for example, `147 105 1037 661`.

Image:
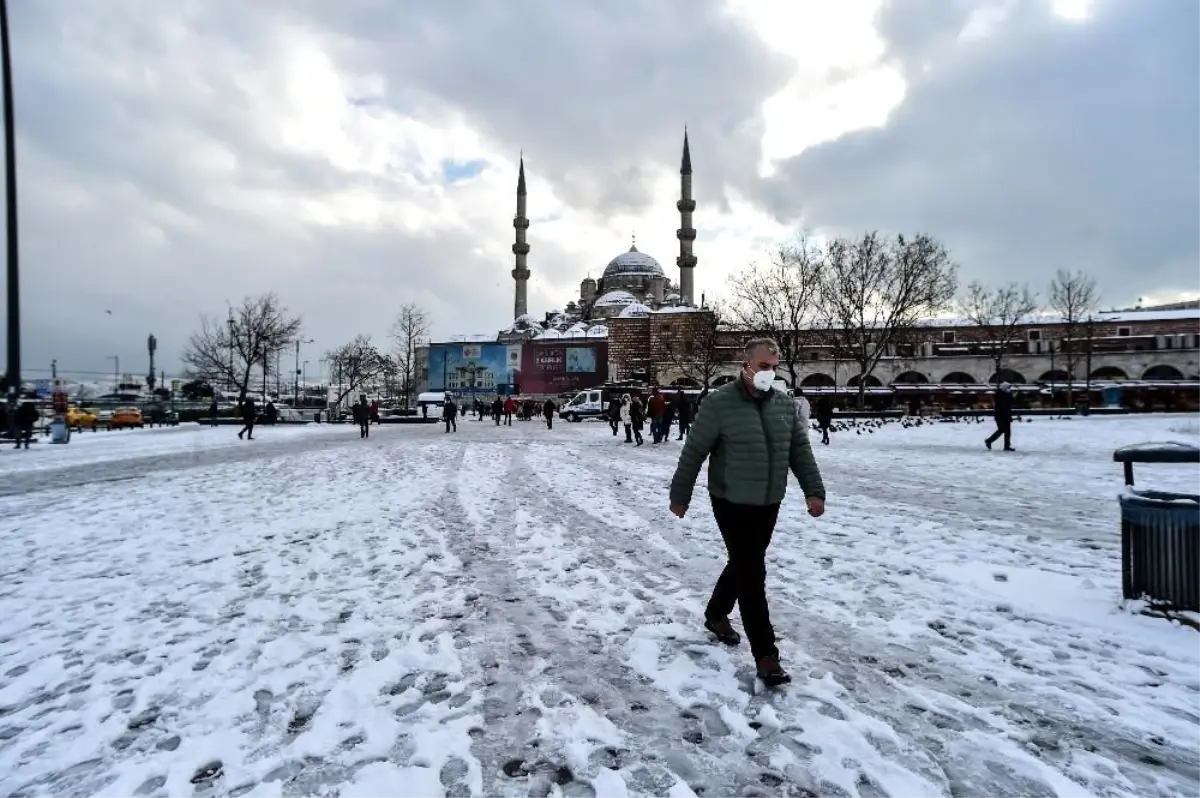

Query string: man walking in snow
237 396 257 440
985 381 1015 451
442 395 458 433
669 338 826 687
542 397 556 429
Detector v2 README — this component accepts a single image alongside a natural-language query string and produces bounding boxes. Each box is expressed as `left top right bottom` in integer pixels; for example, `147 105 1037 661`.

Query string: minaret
511 154 531 318
676 129 697 305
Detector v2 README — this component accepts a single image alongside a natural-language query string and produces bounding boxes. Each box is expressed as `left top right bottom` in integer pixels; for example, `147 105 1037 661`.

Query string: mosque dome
602 243 665 280
618 302 652 318
534 328 562 340
594 289 638 308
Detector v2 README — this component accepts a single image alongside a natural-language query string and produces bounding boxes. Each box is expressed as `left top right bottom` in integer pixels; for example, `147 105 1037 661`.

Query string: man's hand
670 502 688 518
806 496 825 518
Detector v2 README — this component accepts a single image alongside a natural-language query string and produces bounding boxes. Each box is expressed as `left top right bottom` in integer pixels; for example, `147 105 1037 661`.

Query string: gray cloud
0 0 1194 386
3 0 789 382
765 0 1199 306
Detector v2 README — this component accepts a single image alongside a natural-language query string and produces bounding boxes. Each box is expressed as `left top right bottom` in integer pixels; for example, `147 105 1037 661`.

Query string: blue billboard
428 343 522 397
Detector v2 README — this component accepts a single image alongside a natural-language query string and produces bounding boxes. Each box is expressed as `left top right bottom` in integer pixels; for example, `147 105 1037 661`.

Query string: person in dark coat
492 397 504 426
265 400 278 426
14 401 39 449
629 395 646 446
442 396 458 433
985 382 1015 451
354 397 370 438
606 397 621 436
674 389 691 440
208 398 219 427
647 389 667 444
237 396 257 440
542 398 556 429
815 396 834 445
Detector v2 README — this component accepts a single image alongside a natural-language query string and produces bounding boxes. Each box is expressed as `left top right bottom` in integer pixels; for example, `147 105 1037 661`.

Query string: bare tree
724 238 823 388
818 232 959 407
389 303 430 408
326 335 394 408
182 293 302 404
659 306 730 388
960 281 1041 384
1048 268 1099 404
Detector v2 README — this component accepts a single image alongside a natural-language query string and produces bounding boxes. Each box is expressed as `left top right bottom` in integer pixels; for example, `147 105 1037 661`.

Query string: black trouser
820 424 830 445
238 420 255 439
545 414 553 429
677 419 690 439
506 413 513 426
706 496 781 661
609 418 619 435
986 419 1011 449
209 413 218 428
14 424 32 449
359 421 369 438
445 416 456 432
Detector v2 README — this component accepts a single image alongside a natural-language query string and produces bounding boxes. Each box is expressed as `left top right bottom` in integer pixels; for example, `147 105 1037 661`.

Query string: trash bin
49 418 70 444
1113 442 1200 612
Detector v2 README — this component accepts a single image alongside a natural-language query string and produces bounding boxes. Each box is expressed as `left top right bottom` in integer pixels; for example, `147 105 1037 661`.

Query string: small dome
594 289 638 308
586 325 609 338
619 302 652 318
563 327 587 339
603 244 665 280
534 328 562 340
664 292 681 301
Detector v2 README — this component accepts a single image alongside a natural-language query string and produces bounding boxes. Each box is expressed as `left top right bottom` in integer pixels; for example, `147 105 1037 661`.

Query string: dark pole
293 339 300 407
1 0 20 439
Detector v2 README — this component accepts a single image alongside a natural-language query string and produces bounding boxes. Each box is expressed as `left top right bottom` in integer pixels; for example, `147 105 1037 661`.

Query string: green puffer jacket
669 380 825 507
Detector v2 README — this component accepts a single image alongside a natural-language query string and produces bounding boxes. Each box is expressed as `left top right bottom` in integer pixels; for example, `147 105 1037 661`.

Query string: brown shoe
704 616 741 646
756 655 791 686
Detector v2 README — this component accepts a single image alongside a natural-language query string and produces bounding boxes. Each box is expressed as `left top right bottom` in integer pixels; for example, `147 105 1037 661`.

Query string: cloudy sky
3 0 1196 382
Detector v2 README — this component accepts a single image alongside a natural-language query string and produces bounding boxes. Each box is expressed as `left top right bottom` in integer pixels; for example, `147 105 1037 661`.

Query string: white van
559 388 605 422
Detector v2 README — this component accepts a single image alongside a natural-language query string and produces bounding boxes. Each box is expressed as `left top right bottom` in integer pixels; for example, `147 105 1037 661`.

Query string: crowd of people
438 394 558 433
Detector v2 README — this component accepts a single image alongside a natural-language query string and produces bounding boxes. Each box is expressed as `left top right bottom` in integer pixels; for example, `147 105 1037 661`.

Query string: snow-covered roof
534 328 563 340
913 307 1200 328
594 290 638 308
654 305 705 314
444 333 497 343
586 325 609 338
619 302 652 318
562 327 588 339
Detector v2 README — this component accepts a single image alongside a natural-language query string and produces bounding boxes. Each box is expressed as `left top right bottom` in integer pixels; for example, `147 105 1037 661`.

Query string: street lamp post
106 355 119 393
227 315 236 398
293 338 313 408
302 360 309 405
1 0 21 439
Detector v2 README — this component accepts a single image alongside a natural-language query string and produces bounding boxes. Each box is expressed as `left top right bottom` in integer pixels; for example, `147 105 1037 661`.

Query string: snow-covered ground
0 413 1197 797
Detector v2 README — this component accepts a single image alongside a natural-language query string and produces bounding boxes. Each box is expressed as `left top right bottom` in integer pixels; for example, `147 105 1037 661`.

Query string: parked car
109 406 144 430
66 406 98 431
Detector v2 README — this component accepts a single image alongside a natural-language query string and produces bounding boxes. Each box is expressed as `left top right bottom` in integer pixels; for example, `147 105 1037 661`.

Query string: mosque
499 130 702 341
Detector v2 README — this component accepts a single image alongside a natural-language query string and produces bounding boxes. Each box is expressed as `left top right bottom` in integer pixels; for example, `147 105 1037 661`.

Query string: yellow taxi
109 406 145 430
66 406 99 431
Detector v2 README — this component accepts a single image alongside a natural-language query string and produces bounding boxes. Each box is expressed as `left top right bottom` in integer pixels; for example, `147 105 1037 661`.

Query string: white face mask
747 367 776 392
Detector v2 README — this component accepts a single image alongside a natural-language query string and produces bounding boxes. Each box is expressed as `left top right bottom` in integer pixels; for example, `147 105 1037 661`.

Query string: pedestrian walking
647 388 667 443
629 395 646 446
13 400 38 449
542 398 556 429
443 395 458 433
607 396 621 436
674 388 691 440
354 397 370 438
237 396 257 440
504 396 517 426
208 397 219 427
815 396 834 445
985 381 1015 451
668 338 826 687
